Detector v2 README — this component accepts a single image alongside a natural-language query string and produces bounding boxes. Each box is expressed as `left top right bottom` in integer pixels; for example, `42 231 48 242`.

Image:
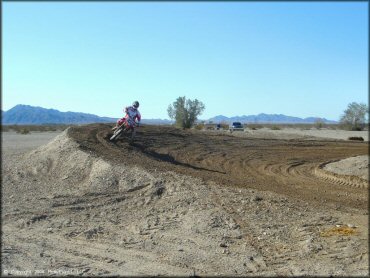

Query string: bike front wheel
110 128 124 141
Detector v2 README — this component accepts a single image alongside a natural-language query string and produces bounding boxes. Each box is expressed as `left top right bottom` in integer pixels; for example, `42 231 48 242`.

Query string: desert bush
314 119 325 129
270 125 281 130
16 128 30 134
248 124 264 130
348 136 364 141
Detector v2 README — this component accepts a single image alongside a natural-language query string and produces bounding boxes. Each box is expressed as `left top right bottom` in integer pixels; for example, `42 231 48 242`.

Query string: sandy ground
227 127 369 141
1 128 369 276
1 131 63 153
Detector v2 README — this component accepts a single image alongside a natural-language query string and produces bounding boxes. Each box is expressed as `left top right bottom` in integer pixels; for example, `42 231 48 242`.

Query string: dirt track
2 124 369 276
68 124 368 210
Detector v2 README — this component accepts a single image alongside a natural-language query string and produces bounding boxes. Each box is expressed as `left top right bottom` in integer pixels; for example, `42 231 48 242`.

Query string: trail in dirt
68 124 368 210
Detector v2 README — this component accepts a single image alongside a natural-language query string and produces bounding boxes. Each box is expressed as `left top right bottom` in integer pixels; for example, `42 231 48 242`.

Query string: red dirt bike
110 119 139 142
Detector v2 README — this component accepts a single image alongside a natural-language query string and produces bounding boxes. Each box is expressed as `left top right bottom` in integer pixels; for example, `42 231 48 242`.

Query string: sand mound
21 129 168 198
324 155 368 181
314 155 369 189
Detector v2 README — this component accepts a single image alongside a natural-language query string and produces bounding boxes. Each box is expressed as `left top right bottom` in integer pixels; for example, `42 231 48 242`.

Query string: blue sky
3 2 368 120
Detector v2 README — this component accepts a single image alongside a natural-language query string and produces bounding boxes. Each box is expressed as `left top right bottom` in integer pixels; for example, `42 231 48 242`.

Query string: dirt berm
2 124 368 276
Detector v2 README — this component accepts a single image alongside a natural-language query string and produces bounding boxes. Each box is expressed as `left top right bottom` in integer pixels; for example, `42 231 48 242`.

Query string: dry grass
320 226 358 237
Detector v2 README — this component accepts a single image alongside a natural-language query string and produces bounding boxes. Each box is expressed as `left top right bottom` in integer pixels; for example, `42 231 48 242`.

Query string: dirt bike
110 119 138 142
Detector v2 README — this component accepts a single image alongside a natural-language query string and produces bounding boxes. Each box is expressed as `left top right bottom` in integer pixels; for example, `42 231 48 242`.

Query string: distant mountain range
1 105 172 125
207 114 337 124
2 104 337 125
2 105 117 125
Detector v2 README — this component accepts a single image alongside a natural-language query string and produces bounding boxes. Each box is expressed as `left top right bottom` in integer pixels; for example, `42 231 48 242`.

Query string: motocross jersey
124 106 141 126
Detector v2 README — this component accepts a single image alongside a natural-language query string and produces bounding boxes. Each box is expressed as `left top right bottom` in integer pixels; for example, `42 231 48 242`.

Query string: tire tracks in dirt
68 124 368 210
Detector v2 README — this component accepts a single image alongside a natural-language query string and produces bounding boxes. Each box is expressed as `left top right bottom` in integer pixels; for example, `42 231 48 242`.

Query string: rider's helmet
133 101 139 108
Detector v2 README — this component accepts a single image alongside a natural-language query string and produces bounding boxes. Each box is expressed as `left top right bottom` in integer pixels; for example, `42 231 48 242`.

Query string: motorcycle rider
112 101 141 131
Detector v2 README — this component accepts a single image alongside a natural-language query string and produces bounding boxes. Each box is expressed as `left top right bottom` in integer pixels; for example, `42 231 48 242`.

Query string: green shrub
17 128 30 134
348 136 364 141
168 96 205 128
314 119 325 129
270 125 281 130
194 124 204 130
